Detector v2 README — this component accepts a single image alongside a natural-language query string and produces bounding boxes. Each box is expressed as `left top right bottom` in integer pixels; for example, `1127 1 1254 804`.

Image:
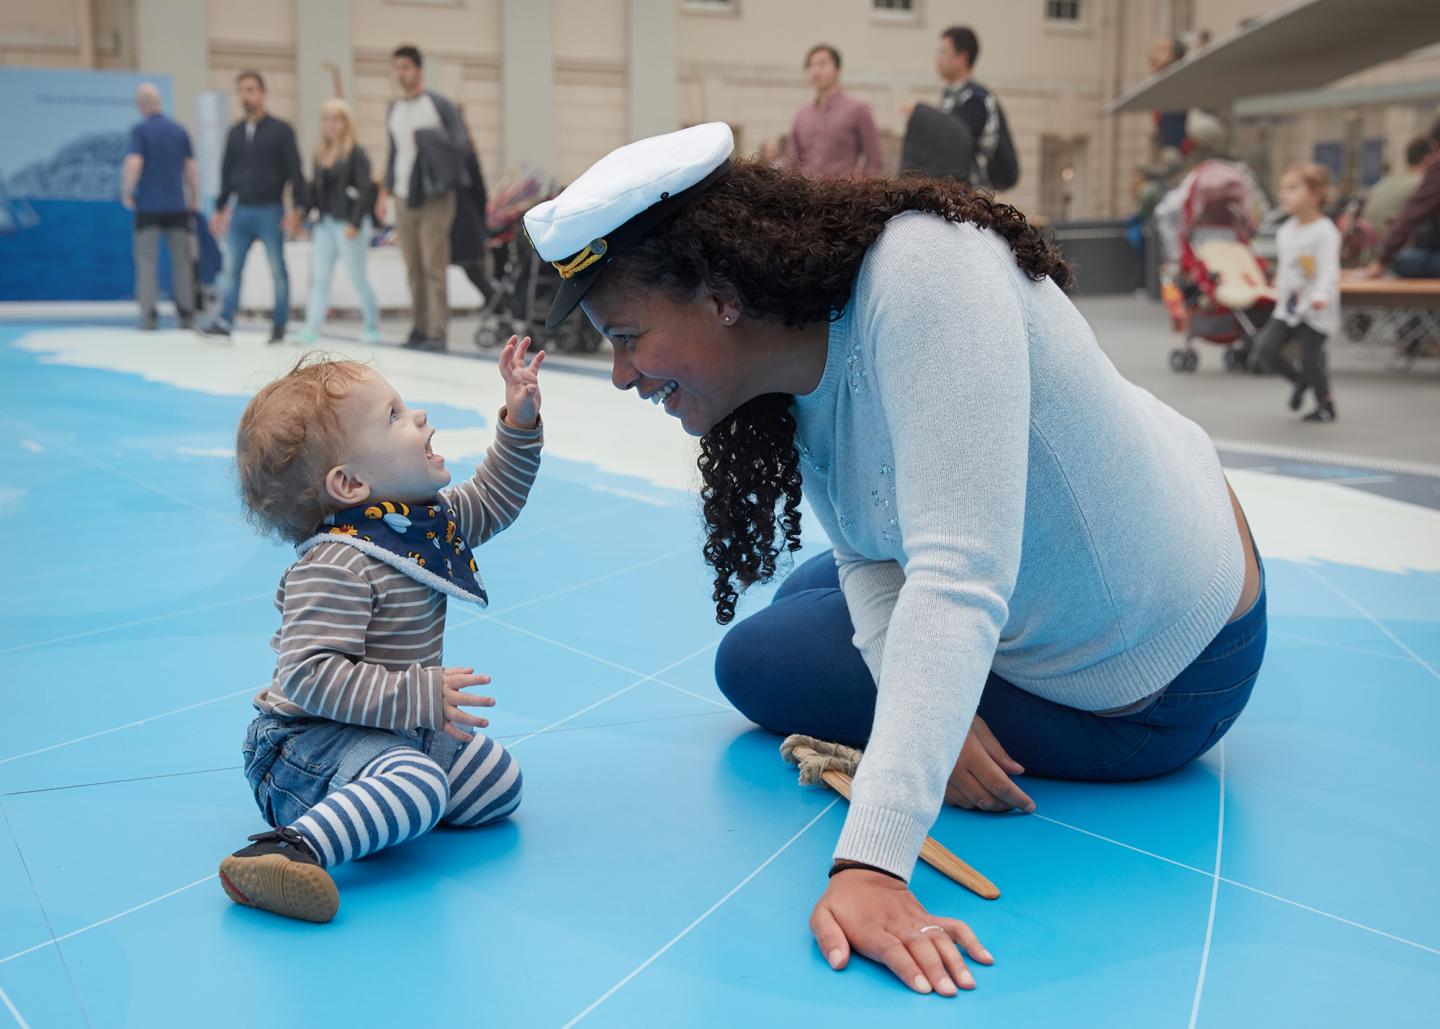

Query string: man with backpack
932 26 1019 192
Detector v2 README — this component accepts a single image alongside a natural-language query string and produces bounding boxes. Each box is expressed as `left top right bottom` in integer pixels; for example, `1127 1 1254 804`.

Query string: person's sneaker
268 325 287 345
195 320 232 340
401 336 446 352
1302 402 1337 423
1288 384 1306 411
406 326 425 345
177 314 194 331
293 327 319 346
138 318 158 331
219 826 338 923
360 328 383 344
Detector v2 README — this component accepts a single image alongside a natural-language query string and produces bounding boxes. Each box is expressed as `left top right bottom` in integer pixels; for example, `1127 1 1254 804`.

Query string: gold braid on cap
553 238 608 279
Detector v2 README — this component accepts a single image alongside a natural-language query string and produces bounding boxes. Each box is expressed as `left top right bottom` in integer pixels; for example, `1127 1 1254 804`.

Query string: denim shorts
241 715 463 828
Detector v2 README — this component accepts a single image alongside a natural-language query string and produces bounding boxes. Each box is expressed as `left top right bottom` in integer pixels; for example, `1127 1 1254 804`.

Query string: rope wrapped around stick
780 735 862 785
780 733 1001 900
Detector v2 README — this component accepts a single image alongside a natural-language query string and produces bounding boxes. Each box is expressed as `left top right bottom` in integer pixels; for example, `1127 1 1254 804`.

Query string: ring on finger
918 925 945 935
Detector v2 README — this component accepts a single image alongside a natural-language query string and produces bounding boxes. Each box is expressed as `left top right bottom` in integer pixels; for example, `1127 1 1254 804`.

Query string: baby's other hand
499 335 544 430
442 666 495 742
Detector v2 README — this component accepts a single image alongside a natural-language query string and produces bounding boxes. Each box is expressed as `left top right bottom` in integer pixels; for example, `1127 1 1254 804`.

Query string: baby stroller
473 171 605 354
1162 160 1274 372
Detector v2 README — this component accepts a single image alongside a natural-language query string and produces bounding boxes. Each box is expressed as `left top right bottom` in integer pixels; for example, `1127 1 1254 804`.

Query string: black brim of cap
545 263 604 329
540 159 733 331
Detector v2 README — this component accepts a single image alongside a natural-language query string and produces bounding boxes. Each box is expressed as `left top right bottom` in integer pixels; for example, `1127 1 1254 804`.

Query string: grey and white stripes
253 414 543 731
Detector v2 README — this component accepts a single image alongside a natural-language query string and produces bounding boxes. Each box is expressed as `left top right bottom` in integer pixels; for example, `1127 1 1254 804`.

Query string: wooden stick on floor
820 768 1001 901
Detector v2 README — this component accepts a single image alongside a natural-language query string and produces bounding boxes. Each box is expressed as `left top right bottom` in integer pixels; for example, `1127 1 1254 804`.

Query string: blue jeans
714 549 1266 781
1391 247 1440 279
242 714 465 828
305 216 379 334
218 203 289 329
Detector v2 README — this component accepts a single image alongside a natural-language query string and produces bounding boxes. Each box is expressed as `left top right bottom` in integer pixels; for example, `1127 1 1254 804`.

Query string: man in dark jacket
1365 120 1440 280
935 26 1003 189
384 44 471 351
198 71 306 343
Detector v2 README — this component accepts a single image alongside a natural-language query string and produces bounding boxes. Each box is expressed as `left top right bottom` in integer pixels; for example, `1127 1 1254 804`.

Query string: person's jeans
218 203 289 329
714 548 1266 782
1391 247 1440 279
304 215 379 334
394 192 456 339
133 212 194 323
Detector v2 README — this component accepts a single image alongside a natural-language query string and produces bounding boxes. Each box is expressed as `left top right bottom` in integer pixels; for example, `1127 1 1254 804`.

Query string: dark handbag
900 104 975 181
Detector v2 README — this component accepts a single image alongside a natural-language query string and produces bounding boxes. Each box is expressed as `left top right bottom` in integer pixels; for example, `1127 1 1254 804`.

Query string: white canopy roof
1108 0 1440 114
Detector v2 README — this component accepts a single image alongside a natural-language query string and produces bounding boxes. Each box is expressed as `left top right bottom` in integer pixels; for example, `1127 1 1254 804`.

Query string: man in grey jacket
385 44 471 351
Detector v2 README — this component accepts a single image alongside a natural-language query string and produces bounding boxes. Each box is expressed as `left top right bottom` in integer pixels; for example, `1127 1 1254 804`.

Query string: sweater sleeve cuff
417 666 447 731
833 803 928 883
496 407 543 440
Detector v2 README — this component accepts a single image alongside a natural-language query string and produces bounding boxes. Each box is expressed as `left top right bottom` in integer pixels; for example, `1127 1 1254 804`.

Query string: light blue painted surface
0 328 1436 1027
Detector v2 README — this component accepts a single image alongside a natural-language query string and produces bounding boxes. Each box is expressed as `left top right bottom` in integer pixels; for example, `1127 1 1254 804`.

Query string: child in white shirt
1257 161 1342 422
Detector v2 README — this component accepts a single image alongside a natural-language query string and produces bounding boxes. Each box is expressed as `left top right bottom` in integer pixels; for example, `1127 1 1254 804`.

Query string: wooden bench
1338 276 1440 365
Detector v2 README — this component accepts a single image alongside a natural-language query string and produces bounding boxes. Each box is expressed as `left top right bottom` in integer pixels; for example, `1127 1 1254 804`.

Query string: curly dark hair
604 160 1070 624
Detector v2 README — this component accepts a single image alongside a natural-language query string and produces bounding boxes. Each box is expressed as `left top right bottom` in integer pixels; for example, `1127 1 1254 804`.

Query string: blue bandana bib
297 499 488 606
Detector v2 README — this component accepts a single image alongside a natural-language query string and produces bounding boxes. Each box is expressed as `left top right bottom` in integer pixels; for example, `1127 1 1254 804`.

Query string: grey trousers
394 192 456 339
133 218 195 323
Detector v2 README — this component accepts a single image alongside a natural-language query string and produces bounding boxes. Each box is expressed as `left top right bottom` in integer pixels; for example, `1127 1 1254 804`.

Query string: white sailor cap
523 122 735 328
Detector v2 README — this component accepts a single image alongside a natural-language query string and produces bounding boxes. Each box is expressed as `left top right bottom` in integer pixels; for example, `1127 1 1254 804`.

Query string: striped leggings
290 732 522 869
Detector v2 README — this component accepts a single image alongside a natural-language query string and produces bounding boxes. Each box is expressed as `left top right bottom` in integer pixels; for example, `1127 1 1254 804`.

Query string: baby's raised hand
442 666 496 742
499 335 544 429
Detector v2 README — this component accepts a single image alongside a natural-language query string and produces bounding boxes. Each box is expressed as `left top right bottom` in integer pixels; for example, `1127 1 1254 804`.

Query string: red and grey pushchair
1160 160 1274 372
472 171 605 353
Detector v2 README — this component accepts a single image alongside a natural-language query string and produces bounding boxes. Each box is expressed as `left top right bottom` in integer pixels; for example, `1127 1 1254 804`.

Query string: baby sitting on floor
220 338 544 922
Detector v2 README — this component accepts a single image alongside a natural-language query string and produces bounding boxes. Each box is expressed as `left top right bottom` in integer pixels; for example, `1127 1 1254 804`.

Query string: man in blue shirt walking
121 83 198 330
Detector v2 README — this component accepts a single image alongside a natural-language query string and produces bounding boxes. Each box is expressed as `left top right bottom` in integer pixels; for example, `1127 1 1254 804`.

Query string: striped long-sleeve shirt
252 414 543 731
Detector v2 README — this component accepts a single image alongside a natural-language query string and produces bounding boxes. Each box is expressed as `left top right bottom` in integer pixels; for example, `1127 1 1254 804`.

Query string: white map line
1298 565 1440 684
0 983 29 1029
563 799 841 1027
1187 740 1226 1029
505 640 721 749
0 685 260 767
0 875 217 967
0 641 721 966
484 615 730 710
0 591 271 659
1031 812 1440 956
1268 630 1417 664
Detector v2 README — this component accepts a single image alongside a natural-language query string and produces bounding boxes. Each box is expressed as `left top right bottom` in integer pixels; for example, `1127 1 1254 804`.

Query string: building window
872 0 920 24
1046 0 1082 22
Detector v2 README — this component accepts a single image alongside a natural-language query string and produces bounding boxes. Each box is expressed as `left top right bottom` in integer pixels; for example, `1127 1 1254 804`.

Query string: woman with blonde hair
297 98 381 344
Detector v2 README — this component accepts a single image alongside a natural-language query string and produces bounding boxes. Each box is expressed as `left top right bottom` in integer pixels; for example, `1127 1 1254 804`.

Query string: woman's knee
714 591 874 742
714 614 783 725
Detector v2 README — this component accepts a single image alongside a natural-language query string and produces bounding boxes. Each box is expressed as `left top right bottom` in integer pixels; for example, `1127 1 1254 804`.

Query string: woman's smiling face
581 279 747 437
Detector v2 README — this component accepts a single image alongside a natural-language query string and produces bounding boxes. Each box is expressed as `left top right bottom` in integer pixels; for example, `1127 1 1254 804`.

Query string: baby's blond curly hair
236 355 370 544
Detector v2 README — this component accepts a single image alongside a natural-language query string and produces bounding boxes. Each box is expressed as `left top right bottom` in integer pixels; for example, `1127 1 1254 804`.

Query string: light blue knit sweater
792 212 1245 881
